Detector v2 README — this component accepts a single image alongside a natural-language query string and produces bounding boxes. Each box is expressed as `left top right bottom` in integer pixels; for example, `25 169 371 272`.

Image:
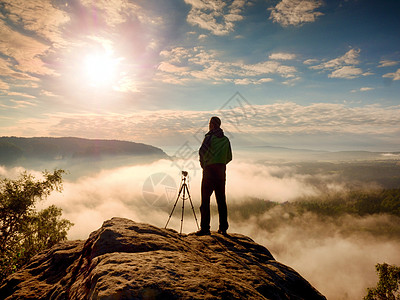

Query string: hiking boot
195 229 211 236
218 229 228 236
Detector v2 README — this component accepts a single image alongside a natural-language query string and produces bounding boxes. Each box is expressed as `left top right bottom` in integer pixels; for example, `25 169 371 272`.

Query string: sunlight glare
84 54 119 87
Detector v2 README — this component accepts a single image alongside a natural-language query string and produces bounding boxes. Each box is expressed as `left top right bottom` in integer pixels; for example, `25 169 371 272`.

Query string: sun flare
84 53 119 87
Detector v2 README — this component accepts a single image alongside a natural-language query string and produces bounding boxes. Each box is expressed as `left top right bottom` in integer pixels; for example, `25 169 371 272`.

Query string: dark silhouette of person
196 116 232 236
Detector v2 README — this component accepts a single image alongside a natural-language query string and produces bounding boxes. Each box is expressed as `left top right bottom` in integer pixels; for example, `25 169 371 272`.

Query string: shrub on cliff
365 263 400 300
0 169 73 282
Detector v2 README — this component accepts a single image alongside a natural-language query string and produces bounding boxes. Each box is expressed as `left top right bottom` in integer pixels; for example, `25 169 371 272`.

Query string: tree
365 263 400 300
0 169 73 282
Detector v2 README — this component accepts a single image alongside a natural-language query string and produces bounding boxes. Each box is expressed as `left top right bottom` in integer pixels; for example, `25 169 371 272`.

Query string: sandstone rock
0 217 326 299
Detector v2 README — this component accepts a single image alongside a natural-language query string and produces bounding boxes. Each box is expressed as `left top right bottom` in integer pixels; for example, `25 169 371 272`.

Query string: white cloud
383 68 400 81
245 213 400 300
0 79 10 90
303 58 319 65
157 62 190 74
0 99 36 109
351 87 374 93
309 49 367 79
7 92 36 99
360 87 374 92
311 49 360 70
0 57 39 82
5 102 399 150
269 0 324 27
329 66 363 79
80 0 161 27
269 53 297 60
157 47 297 84
4 156 398 300
37 158 338 239
378 60 398 68
40 90 60 97
9 100 37 107
184 0 247 35
0 19 54 76
0 0 70 46
234 78 273 85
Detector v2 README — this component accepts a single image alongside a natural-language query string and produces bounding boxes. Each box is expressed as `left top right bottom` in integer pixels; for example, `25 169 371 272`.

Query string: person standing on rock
196 116 232 236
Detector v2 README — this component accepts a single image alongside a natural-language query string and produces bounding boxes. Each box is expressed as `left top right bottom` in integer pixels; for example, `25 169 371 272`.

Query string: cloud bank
3 101 399 151
184 0 246 36
269 0 324 27
308 48 373 79
2 155 395 300
157 46 296 85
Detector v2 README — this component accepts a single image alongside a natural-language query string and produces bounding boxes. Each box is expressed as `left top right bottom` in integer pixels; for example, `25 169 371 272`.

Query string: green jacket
199 128 232 168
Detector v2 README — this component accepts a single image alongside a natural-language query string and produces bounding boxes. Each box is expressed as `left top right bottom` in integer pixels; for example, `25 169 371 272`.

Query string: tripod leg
185 184 199 230
165 182 184 229
180 183 186 234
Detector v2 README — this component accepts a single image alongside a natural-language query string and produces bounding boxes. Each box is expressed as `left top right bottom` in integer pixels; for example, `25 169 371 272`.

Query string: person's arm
199 135 212 168
226 139 232 164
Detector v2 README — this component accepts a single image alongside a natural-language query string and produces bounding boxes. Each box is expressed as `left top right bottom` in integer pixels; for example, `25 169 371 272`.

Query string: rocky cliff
0 218 326 299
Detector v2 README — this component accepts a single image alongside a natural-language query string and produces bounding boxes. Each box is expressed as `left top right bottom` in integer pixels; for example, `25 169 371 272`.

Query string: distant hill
0 137 168 165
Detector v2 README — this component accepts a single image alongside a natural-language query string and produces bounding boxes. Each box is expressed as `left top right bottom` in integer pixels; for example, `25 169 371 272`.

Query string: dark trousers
200 163 228 231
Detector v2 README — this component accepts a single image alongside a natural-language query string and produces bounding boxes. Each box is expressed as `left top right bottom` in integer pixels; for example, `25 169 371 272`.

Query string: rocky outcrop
0 218 326 299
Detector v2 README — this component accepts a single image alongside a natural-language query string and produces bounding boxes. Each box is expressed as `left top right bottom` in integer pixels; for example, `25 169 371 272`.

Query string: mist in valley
1 150 400 300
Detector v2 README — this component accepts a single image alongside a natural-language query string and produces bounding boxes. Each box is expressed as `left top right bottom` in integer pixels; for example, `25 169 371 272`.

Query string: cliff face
0 218 326 299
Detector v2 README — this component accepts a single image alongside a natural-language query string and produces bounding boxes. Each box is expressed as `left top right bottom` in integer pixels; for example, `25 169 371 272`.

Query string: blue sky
0 0 399 151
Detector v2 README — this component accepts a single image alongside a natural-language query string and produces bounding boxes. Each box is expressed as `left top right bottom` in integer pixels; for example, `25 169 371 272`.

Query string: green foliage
365 263 400 300
294 189 400 218
0 169 73 282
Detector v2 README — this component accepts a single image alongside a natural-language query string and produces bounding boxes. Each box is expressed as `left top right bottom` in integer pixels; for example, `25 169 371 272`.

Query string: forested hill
0 137 168 164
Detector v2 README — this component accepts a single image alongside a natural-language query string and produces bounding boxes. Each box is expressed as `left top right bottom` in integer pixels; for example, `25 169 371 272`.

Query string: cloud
184 0 247 35
247 102 400 135
4 156 400 300
351 87 374 93
0 0 70 46
329 66 363 79
158 62 190 74
80 0 161 27
0 19 54 76
0 57 39 82
383 68 400 81
0 99 37 110
4 101 399 151
7 92 36 99
157 46 297 84
40 90 60 98
269 53 297 60
309 49 368 79
311 49 360 70
33 157 348 239
240 211 400 300
360 87 374 92
269 0 324 27
378 60 398 68
234 78 274 85
0 79 10 91
303 58 319 65
10 100 37 108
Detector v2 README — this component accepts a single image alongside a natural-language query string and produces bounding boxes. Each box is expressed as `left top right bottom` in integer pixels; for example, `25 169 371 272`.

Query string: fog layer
2 156 400 300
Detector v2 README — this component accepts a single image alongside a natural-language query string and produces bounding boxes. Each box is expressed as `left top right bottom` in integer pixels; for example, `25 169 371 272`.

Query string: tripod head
181 170 188 177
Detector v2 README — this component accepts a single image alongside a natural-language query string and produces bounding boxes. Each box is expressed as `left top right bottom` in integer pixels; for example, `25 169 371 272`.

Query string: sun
84 53 120 87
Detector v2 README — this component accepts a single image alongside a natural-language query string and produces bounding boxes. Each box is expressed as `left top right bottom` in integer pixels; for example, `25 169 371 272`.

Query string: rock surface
0 218 326 299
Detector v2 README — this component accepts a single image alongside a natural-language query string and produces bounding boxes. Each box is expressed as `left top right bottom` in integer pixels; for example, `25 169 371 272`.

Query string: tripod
165 171 199 234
